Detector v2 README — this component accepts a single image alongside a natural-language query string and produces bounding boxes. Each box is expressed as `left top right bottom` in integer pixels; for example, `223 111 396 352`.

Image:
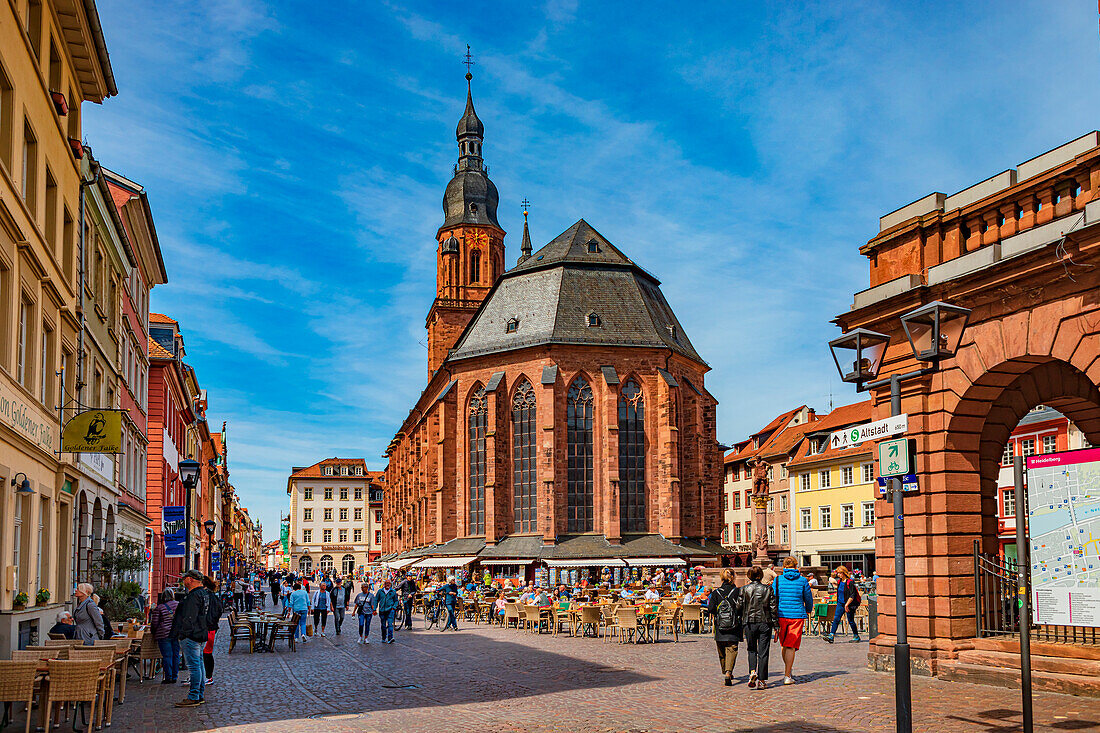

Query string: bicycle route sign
878 437 910 477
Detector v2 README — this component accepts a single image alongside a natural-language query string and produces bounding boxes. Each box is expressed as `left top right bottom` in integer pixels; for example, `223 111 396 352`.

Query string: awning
478 558 535 565
544 558 627 568
623 557 687 566
410 556 478 569
384 558 418 570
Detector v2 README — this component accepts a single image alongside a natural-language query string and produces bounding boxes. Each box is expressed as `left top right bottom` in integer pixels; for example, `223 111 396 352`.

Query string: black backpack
715 587 738 633
204 589 224 629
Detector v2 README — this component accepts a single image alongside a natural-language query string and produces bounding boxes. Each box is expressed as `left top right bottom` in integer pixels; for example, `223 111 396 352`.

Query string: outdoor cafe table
245 614 280 652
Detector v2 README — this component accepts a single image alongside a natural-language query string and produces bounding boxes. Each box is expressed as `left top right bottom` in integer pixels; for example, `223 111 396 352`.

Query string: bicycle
393 601 405 629
423 594 444 630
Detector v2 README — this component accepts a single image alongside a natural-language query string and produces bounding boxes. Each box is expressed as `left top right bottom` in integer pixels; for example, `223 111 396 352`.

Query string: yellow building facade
0 0 114 655
788 401 878 574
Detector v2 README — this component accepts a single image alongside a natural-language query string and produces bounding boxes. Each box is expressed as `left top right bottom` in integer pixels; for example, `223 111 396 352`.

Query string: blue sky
84 1 1099 541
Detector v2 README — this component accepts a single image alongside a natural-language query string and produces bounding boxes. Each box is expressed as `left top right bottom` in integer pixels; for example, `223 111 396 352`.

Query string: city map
1026 447 1100 627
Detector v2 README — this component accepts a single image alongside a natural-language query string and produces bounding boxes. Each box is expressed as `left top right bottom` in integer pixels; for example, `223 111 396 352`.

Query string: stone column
752 493 771 567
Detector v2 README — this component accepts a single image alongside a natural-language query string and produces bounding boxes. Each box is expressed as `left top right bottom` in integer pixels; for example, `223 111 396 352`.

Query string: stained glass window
512 380 537 533
566 377 594 532
618 379 646 532
468 385 487 534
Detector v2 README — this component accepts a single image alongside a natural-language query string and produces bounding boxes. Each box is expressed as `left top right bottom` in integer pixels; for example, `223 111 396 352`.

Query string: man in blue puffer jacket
772 556 814 686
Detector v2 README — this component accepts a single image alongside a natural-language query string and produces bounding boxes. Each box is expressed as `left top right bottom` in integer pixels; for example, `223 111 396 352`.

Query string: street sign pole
1014 455 1033 733
890 373 911 733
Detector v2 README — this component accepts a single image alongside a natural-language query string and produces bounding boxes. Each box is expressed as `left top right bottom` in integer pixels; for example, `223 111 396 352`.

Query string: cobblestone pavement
86 616 1096 733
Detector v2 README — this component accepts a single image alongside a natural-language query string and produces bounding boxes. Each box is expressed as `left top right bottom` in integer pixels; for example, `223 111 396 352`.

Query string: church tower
426 67 506 374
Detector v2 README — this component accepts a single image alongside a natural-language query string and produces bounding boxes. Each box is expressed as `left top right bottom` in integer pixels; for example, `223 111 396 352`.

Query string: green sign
878 437 909 477
280 519 289 555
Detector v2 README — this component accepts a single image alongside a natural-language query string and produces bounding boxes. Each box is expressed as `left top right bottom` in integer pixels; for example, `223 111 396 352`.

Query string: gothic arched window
566 377 594 532
470 250 481 283
512 379 537 533
468 385 487 535
619 379 646 532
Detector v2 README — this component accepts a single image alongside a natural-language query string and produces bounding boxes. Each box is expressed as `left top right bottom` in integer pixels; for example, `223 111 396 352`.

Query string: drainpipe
77 155 101 406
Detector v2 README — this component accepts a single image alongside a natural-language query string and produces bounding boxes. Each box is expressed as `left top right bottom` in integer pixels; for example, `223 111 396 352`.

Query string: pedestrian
375 578 399 644
280 580 292 613
311 581 331 636
773 557 814 685
170 569 210 707
150 589 179 683
399 573 417 629
330 578 349 635
741 565 778 689
706 568 742 686
201 577 224 684
824 566 862 643
288 582 311 643
353 582 376 644
72 583 104 644
232 577 245 613
443 576 459 631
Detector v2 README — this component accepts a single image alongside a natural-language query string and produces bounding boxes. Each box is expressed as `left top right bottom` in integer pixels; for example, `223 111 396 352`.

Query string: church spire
519 199 532 264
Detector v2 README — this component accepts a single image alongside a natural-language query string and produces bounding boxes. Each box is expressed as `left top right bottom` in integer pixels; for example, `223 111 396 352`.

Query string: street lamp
830 300 970 733
178 458 201 572
10 473 34 495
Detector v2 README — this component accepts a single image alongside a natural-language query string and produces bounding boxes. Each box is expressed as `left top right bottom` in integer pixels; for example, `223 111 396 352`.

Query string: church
381 71 726 585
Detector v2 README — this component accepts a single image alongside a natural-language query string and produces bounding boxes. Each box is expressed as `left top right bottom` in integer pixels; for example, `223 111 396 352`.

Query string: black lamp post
178 458 201 572
203 520 216 576
830 300 970 733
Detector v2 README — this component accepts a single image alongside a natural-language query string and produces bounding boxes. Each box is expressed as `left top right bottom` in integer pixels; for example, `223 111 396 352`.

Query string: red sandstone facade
837 132 1100 677
383 79 724 568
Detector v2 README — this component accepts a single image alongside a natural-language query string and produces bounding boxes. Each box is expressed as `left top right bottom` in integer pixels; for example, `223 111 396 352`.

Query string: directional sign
878 437 910 477
830 414 908 450
878 473 918 495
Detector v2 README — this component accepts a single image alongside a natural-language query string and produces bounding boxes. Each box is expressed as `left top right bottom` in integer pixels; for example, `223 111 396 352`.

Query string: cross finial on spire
464 45 475 81
521 198 530 216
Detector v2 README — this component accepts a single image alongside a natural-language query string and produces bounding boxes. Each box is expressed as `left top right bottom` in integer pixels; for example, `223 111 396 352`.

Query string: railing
973 540 1099 645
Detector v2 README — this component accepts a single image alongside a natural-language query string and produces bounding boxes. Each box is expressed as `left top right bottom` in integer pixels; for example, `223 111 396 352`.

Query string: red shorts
203 629 216 654
776 618 805 650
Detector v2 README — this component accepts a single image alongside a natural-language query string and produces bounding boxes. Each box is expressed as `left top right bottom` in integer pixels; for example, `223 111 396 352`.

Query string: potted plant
13 592 28 611
36 588 50 606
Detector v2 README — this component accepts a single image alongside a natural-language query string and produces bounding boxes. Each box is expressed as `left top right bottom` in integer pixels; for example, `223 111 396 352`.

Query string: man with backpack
170 570 211 707
824 566 861 643
706 568 743 686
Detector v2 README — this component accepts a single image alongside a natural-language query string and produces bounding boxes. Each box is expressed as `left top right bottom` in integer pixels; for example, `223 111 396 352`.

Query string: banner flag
163 506 187 558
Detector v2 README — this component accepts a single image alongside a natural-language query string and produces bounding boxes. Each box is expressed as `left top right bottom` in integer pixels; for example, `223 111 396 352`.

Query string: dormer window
586 312 601 327
506 318 519 333
666 325 677 340
587 239 599 253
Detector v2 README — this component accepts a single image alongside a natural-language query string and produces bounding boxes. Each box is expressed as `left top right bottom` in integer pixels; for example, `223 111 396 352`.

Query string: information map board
1025 447 1100 627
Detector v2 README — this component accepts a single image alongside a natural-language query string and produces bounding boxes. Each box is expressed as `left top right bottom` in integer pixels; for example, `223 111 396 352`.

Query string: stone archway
949 357 1100 556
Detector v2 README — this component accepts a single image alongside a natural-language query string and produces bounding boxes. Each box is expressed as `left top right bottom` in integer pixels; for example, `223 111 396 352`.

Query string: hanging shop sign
62 409 122 453
163 506 187 558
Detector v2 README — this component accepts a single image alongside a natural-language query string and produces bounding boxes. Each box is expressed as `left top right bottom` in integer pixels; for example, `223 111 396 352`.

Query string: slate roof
448 220 703 364
147 336 173 360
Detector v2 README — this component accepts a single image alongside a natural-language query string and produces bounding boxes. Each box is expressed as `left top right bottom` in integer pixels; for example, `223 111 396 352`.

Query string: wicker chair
68 647 115 728
0 660 39 733
94 639 134 703
503 602 520 629
43 639 80 648
41 659 102 733
680 604 703 634
135 633 162 681
657 604 679 642
578 606 601 638
600 605 620 642
228 615 255 654
268 613 299 652
615 608 641 644
11 649 62 662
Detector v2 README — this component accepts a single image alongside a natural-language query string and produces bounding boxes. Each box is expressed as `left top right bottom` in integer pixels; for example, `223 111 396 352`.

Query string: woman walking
706 568 742 686
353 582 376 644
824 566 862 643
311 581 331 637
202 577 220 684
150 589 179 683
773 557 814 685
740 565 778 689
72 583 104 644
